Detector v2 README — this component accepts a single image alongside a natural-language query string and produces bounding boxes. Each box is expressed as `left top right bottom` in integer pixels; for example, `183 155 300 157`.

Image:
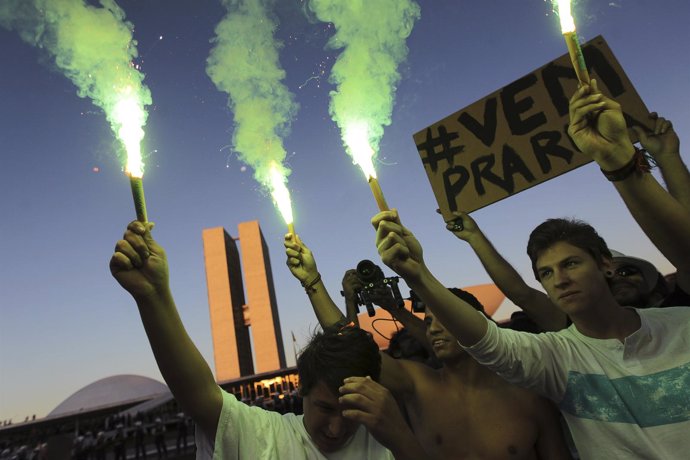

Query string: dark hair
387 328 429 362
447 288 485 314
527 218 612 280
297 327 381 397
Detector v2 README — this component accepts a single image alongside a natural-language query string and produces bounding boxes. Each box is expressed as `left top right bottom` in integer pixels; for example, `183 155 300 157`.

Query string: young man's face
536 241 613 315
425 309 464 361
301 380 359 453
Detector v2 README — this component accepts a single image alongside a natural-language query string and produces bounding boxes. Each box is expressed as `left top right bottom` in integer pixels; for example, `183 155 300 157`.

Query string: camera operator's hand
372 210 425 283
342 269 363 300
284 234 318 284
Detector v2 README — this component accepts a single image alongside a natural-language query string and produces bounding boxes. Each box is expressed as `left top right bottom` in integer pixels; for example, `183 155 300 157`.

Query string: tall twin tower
202 221 286 382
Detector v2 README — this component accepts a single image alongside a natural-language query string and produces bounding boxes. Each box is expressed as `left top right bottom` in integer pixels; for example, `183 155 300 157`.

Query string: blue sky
1 0 689 421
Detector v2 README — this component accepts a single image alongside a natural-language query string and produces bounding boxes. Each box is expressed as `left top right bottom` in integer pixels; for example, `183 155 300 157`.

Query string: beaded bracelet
301 273 321 294
600 147 651 182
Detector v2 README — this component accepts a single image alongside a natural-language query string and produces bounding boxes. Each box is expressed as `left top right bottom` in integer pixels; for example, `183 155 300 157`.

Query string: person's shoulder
396 356 443 391
639 305 690 319
659 283 690 308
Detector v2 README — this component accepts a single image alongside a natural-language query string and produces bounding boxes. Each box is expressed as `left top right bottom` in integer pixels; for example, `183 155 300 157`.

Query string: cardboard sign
413 36 653 219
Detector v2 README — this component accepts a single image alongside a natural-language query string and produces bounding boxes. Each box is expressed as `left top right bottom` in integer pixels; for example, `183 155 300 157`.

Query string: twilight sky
1 0 689 421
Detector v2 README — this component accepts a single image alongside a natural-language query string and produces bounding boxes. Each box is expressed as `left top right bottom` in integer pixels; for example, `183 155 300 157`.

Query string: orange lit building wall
202 227 254 381
238 221 287 373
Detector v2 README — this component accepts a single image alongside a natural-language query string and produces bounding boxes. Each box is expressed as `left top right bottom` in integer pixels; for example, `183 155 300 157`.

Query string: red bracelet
600 147 651 182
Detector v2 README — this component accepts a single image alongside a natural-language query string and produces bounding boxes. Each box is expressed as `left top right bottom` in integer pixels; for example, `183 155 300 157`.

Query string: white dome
49 374 168 417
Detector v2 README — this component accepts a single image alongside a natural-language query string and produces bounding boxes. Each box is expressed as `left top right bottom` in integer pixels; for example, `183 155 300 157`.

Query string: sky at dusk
1 0 689 421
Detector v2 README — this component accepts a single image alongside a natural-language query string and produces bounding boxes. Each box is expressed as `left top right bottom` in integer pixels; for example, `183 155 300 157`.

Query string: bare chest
407 381 539 459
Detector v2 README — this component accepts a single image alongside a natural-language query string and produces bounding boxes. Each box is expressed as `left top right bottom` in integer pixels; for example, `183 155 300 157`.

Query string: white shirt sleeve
461 312 571 401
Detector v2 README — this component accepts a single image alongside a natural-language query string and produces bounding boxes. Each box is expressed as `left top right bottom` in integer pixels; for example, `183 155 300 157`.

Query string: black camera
408 290 426 313
346 260 404 317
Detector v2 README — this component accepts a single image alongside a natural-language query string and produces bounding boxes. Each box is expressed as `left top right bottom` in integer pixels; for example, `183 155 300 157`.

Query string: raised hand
110 221 169 300
284 233 318 284
341 269 363 300
568 79 635 170
372 210 425 282
439 209 480 242
632 113 680 161
339 376 410 451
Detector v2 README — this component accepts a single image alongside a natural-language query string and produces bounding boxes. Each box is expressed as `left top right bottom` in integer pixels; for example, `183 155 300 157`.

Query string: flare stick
368 177 390 212
129 176 148 223
563 31 590 85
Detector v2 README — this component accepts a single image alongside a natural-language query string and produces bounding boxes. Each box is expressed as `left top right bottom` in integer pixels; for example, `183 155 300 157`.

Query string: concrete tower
202 221 286 382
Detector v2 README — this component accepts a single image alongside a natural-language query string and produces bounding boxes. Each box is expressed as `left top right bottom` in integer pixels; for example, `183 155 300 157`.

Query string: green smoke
308 0 420 156
0 0 152 170
207 0 297 189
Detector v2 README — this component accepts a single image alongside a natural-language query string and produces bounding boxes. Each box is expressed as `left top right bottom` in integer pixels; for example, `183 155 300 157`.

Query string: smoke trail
0 0 152 175
207 0 297 206
308 0 420 161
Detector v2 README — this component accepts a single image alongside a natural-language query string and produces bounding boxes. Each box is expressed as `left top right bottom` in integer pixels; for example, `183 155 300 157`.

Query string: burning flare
344 122 389 211
0 0 152 221
553 0 590 84
344 122 377 180
112 88 147 178
555 0 576 33
206 0 298 233
269 162 294 234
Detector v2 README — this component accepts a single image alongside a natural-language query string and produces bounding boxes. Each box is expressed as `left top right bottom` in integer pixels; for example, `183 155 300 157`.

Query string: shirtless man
285 236 572 459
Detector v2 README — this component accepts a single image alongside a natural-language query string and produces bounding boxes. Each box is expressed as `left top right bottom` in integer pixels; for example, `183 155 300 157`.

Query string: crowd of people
0 389 300 460
110 80 689 458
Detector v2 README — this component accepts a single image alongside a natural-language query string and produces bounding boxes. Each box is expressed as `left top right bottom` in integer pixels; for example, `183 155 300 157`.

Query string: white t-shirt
195 389 394 460
464 307 690 459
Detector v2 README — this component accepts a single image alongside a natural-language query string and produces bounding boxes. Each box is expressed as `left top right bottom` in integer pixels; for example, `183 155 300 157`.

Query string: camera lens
356 260 380 282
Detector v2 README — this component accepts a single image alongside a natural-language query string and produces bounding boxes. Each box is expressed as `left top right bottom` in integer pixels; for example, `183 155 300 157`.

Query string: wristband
326 318 356 335
301 273 321 294
600 147 651 182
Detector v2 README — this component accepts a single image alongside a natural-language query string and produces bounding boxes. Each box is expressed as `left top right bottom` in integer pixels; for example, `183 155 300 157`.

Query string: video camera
408 289 426 313
345 259 404 317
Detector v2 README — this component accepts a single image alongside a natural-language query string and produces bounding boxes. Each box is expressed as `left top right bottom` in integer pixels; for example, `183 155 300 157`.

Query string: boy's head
297 326 381 397
527 218 612 280
296 326 381 453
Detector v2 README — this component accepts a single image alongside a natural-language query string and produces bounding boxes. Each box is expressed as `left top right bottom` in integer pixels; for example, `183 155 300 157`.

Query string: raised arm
284 234 346 328
633 113 690 212
568 81 690 293
109 221 221 437
341 269 363 326
285 234 415 398
372 210 488 346
444 211 567 331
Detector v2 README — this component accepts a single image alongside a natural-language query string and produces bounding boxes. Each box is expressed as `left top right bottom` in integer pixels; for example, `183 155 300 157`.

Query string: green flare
207 0 297 188
0 0 152 167
309 0 420 155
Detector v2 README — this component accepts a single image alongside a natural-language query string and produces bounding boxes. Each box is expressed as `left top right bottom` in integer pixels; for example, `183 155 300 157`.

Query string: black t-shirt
659 284 690 307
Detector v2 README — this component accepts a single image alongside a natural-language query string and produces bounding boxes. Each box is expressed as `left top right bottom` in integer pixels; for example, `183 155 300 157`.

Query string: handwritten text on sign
413 36 652 219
